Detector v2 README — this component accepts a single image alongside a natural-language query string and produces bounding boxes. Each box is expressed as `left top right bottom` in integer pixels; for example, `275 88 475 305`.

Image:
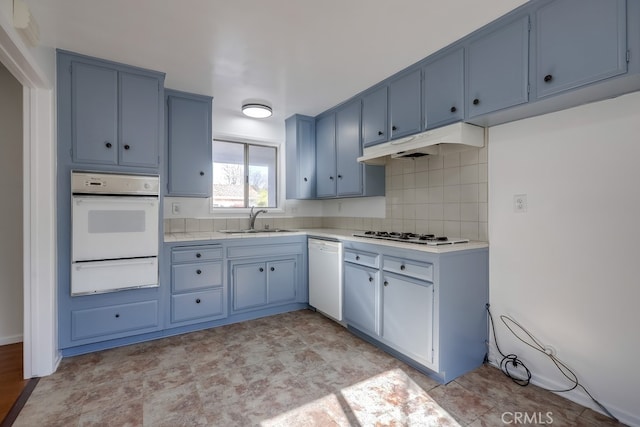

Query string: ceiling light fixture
242 103 272 119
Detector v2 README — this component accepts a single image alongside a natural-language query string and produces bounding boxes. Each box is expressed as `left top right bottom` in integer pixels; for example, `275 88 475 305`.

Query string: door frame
0 22 58 377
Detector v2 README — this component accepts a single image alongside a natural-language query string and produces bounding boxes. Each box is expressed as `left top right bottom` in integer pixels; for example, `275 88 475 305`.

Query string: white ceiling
27 0 528 140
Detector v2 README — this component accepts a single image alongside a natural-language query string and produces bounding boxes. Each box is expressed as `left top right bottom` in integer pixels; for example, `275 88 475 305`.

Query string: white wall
0 61 23 344
489 91 640 425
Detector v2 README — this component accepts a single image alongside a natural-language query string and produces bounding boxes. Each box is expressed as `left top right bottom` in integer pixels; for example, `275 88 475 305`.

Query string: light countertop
164 228 489 254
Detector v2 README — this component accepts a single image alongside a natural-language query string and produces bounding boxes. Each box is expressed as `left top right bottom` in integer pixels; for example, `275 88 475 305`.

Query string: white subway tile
460 164 479 184
403 173 416 189
428 169 443 187
403 188 416 203
391 204 403 219
479 222 489 242
479 145 488 163
414 157 429 172
479 163 488 183
428 186 444 203
479 203 488 222
403 204 416 220
415 221 429 234
414 171 428 188
460 148 479 166
460 184 479 203
428 203 444 220
479 183 488 203
444 221 461 237
443 185 460 203
185 218 199 232
402 160 415 174
170 218 185 233
429 155 444 170
415 204 428 220
415 188 429 204
402 220 416 233
443 203 461 221
461 221 479 240
213 219 227 231
443 167 460 186
460 203 479 221
428 220 444 235
198 219 214 232
443 152 460 168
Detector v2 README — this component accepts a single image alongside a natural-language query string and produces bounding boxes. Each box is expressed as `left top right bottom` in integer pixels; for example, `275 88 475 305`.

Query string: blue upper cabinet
166 90 213 197
336 100 363 196
389 68 422 139
362 85 388 147
423 48 464 130
63 51 165 170
285 115 316 200
315 113 337 198
534 0 627 99
466 15 530 118
71 62 118 165
120 72 162 168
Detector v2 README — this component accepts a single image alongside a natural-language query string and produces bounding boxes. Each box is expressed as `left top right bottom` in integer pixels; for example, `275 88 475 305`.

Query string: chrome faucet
249 206 267 230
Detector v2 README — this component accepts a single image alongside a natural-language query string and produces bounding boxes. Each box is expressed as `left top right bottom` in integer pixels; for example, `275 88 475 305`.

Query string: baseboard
486 352 639 427
0 334 23 345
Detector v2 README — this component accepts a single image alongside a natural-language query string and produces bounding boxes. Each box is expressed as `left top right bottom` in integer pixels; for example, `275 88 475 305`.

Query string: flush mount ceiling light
242 103 272 119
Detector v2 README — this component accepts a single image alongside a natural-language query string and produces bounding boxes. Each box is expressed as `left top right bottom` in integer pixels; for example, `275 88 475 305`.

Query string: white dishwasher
308 238 343 322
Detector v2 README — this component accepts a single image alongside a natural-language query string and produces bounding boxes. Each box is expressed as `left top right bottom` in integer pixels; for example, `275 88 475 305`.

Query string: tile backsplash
165 144 488 241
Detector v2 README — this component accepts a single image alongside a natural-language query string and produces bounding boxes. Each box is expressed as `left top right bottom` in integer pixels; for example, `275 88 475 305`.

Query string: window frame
210 138 283 214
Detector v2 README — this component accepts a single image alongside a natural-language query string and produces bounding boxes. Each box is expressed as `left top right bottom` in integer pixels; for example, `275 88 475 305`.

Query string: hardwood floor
0 342 27 424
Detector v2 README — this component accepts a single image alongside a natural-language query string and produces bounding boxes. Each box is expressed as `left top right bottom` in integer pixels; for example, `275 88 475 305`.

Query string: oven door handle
73 196 159 206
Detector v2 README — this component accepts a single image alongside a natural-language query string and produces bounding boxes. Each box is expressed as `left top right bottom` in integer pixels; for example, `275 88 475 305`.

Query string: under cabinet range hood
357 122 485 165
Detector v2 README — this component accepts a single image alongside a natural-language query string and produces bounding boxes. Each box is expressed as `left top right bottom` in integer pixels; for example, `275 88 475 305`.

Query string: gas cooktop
353 231 469 246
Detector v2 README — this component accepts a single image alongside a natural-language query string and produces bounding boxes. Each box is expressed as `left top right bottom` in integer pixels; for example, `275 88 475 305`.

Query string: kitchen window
212 140 278 208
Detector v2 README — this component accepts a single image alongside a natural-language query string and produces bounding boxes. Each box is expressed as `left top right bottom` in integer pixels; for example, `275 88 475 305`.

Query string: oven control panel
71 171 159 196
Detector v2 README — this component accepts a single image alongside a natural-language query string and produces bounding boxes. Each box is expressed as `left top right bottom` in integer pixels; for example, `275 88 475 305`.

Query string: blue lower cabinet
231 258 297 312
172 288 225 323
71 300 159 341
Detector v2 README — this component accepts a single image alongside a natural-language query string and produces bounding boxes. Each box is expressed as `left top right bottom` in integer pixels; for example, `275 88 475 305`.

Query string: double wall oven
71 171 160 295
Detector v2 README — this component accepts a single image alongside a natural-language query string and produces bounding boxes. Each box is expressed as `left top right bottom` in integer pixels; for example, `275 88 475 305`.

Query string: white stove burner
353 231 469 246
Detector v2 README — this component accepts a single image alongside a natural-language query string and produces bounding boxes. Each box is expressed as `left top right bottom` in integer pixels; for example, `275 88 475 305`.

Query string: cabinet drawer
172 261 223 293
71 300 159 340
172 246 222 263
172 289 225 323
344 249 379 268
383 256 433 282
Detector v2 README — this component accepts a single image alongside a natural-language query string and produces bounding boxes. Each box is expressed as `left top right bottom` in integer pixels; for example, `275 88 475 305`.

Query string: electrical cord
486 304 619 423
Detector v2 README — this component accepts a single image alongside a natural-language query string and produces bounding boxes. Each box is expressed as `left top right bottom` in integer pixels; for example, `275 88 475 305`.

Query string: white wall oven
71 171 160 295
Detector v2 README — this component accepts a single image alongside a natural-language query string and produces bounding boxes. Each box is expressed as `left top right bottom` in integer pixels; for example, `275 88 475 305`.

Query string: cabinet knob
377 131 384 136
329 176 334 180
392 125 398 131
124 144 131 150
400 265 406 271
196 269 202 275
196 253 201 258
270 266 275 272
303 177 308 182
337 174 342 179
355 255 360 260
473 98 480 106
259 267 264 272
368 276 373 282
450 106 457 113
115 313 120 318
199 171 205 176
196 298 201 304
105 142 112 149
384 281 389 287
544 74 553 83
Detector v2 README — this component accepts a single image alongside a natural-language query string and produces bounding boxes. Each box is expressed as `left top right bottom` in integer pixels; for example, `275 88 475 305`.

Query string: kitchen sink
218 229 297 234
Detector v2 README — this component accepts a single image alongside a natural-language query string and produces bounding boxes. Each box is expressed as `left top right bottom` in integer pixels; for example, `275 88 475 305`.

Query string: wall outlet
171 202 180 215
513 194 527 213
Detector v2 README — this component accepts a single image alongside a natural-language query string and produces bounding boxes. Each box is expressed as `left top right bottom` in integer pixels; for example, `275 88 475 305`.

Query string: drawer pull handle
544 74 553 83
392 125 398 131
259 267 264 272
450 106 457 113
329 176 334 180
115 313 120 318
369 276 373 282
337 175 342 179
105 142 112 148
473 98 480 105
196 253 201 258
355 255 360 260
196 298 201 304
124 144 131 150
270 267 275 272
196 269 202 275
199 171 205 176
378 131 383 136
400 265 406 271
304 177 308 182
384 281 389 287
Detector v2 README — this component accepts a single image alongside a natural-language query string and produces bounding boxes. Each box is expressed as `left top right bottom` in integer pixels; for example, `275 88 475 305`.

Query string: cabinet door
267 259 296 303
424 48 464 129
119 72 161 167
389 68 422 139
362 86 388 147
467 15 530 118
167 92 212 196
71 61 118 165
336 100 363 197
232 262 267 311
315 114 337 198
343 263 378 335
382 274 434 365
535 0 627 99
285 115 316 199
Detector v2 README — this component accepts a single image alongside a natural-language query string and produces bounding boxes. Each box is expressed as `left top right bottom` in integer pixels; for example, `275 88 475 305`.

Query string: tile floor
15 309 622 426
